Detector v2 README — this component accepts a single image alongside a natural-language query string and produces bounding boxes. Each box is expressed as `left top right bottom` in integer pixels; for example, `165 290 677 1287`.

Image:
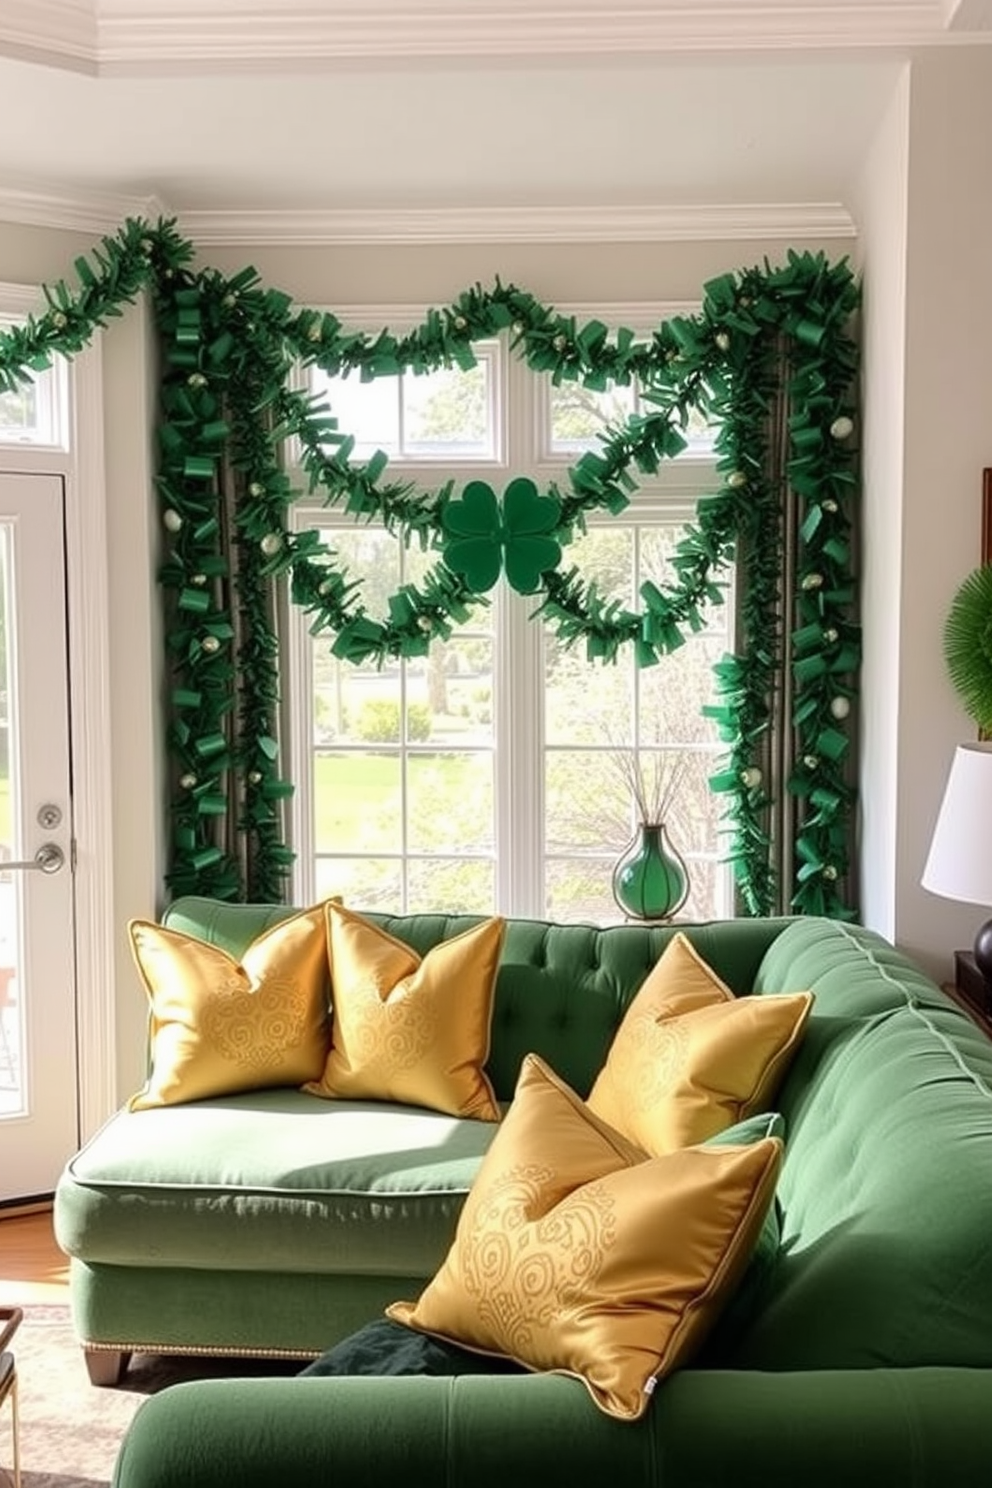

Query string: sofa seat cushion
56 1089 498 1278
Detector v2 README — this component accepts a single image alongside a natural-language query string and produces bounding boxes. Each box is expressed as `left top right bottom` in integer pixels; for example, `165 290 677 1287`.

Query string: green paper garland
0 220 861 916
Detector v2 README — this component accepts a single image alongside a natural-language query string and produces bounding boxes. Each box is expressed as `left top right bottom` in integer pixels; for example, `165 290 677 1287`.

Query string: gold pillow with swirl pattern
387 1053 782 1420
587 932 813 1154
127 904 332 1109
304 903 505 1120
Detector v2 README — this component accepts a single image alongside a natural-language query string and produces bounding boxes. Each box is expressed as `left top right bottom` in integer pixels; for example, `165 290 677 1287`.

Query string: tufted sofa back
161 898 792 1100
711 914 992 1371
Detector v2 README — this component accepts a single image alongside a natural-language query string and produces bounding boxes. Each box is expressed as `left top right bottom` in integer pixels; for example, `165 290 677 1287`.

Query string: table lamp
922 741 992 992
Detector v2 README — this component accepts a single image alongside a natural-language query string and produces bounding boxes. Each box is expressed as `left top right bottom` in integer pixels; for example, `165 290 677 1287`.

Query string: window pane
311 344 497 462
408 753 493 852
0 357 61 447
407 857 493 915
639 527 731 640
304 515 496 914
316 855 402 912
0 383 37 436
314 750 400 853
548 381 635 455
546 636 632 746
542 514 731 925
402 362 493 458
429 638 493 747
678 856 721 922
662 750 725 857
545 751 627 851
545 857 616 924
637 655 724 748
681 403 717 454
545 524 635 747
312 370 399 458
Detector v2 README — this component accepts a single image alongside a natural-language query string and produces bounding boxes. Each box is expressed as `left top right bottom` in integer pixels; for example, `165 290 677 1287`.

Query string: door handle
1 843 65 874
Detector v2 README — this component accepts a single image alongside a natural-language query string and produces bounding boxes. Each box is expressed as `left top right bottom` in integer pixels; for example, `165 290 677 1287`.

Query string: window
0 325 66 449
310 343 500 462
287 306 733 924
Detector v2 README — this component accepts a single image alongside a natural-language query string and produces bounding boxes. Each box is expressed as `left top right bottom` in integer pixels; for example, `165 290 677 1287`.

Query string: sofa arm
112 1367 992 1488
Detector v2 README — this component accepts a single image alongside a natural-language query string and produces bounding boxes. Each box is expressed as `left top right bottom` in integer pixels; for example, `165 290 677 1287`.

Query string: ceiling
0 1 989 238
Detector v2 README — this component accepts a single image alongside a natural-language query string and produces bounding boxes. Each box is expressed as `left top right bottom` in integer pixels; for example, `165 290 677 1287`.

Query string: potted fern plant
944 565 992 735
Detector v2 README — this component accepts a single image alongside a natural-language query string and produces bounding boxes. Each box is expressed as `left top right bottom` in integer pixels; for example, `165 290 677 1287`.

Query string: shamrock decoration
441 477 563 595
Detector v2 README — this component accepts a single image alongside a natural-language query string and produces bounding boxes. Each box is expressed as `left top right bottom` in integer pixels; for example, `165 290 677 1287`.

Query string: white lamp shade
922 742 992 908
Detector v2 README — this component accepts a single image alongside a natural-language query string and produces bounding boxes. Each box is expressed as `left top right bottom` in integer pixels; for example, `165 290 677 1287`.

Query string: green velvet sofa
54 899 992 1485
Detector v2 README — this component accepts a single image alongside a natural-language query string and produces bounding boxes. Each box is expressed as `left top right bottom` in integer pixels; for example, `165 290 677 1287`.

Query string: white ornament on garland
830 416 854 441
260 533 283 558
163 508 183 532
830 696 851 720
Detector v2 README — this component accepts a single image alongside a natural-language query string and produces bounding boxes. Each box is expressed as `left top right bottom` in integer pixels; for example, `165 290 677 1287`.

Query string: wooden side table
944 950 992 1040
0 1306 21 1488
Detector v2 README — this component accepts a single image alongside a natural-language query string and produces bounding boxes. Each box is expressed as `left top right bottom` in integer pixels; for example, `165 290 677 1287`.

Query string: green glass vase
611 822 690 922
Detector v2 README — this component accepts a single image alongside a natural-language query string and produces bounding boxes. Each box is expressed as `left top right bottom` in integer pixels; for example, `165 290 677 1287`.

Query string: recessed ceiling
0 2 985 234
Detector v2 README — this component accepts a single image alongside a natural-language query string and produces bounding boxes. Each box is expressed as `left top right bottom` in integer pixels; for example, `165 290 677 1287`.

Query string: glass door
0 471 76 1203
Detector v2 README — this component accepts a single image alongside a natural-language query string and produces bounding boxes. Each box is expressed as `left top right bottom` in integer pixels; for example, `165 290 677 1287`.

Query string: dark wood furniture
0 1305 22 1488
945 949 992 1039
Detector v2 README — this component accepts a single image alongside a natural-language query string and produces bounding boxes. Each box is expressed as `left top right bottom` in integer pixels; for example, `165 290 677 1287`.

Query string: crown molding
1 1 987 77
0 186 855 247
0 182 167 236
0 1 95 72
178 201 857 248
92 4 947 72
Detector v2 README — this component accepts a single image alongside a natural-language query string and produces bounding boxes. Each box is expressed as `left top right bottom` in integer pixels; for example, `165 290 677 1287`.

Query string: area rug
3 1304 299 1488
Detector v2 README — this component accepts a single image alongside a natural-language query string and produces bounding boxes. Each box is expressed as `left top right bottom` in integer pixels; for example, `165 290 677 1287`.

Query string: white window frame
0 322 69 451
286 301 733 922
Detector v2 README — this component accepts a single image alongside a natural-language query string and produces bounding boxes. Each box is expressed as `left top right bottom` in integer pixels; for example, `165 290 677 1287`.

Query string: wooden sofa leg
84 1348 131 1387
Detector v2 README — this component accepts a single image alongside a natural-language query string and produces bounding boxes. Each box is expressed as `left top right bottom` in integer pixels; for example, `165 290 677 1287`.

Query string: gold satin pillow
304 903 505 1121
587 932 812 1153
128 904 332 1110
387 1053 782 1420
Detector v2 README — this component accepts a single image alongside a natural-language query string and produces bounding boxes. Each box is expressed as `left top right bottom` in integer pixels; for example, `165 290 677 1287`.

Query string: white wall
200 238 839 312
851 64 911 942
101 301 164 1099
892 47 992 980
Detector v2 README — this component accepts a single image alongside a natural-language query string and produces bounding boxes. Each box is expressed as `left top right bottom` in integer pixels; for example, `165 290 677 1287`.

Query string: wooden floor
0 1208 71 1304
